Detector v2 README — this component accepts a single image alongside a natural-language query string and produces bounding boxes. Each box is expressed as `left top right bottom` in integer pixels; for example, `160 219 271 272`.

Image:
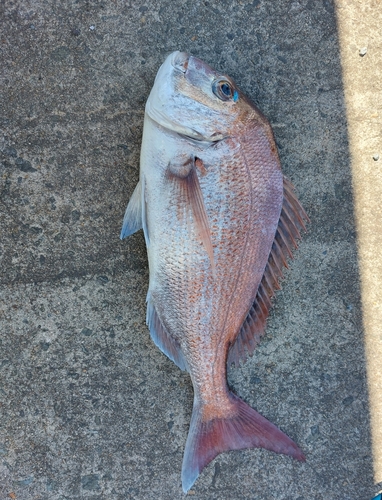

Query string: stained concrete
0 0 377 498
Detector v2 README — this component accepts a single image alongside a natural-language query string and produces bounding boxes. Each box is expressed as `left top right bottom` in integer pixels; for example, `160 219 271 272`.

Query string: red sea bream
120 51 308 492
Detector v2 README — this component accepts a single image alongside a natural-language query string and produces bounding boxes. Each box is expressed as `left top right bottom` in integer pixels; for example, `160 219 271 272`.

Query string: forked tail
181 391 305 492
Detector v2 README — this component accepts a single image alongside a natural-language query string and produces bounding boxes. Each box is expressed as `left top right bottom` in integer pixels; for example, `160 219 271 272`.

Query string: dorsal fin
228 177 309 368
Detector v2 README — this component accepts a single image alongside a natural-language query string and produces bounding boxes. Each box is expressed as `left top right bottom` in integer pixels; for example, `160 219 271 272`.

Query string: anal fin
146 295 188 371
228 176 309 367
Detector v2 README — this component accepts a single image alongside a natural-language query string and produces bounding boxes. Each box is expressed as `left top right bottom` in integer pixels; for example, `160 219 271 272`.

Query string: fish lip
177 130 228 144
171 51 190 73
146 112 227 144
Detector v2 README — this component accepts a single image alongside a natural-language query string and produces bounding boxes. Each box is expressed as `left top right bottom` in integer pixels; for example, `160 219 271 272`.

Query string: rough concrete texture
335 0 382 484
0 0 377 499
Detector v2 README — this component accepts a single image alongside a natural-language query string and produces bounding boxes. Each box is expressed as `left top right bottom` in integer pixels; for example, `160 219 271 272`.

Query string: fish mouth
147 112 226 144
171 51 190 73
178 130 227 144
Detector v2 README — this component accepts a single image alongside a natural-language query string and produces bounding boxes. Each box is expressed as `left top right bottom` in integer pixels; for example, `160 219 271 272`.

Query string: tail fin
181 391 305 492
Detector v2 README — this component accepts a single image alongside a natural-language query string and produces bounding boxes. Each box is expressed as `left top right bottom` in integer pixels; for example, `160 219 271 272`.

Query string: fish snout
171 51 190 73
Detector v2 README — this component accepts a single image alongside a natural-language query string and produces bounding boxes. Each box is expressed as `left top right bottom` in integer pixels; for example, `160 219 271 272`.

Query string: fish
120 51 308 492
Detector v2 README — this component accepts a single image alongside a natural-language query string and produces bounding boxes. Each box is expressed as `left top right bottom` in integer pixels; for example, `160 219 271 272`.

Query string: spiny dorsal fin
228 176 309 368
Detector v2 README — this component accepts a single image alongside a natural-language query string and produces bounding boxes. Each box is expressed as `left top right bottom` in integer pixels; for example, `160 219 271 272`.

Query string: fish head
146 51 255 143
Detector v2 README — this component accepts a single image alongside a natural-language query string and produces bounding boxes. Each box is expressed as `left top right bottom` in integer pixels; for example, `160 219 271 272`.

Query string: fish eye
212 79 238 102
221 82 231 96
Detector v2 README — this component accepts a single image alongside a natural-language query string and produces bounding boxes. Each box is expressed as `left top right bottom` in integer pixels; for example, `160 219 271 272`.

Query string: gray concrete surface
0 0 377 498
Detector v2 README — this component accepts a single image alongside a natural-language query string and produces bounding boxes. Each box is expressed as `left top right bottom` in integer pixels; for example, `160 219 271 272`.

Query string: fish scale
120 51 308 492
165 158 250 370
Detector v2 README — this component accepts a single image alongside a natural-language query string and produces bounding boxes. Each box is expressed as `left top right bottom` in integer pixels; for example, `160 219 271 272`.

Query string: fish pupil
221 83 231 96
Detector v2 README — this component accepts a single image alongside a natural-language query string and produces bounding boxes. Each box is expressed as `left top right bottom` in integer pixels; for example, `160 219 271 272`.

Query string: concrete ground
0 0 380 499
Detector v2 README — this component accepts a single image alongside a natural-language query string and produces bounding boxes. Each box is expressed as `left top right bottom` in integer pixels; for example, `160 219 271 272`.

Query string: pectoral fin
120 181 143 239
167 157 215 272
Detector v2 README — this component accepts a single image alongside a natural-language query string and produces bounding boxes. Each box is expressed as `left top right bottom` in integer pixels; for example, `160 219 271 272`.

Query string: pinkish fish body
121 51 308 492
